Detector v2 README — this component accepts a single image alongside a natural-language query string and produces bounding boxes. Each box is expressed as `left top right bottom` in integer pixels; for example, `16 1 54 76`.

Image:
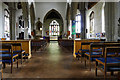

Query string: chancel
0 0 120 80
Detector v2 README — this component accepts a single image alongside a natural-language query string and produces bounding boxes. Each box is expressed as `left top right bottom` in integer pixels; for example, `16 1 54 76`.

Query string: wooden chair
12 43 26 64
0 43 19 73
76 42 102 63
85 42 120 71
84 42 103 70
95 47 120 78
76 42 91 62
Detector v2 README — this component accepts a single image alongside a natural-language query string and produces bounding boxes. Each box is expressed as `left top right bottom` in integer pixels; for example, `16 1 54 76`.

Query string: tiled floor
3 41 119 79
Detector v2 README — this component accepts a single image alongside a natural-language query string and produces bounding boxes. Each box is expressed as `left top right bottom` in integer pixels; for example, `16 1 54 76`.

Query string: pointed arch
43 9 63 24
43 9 64 35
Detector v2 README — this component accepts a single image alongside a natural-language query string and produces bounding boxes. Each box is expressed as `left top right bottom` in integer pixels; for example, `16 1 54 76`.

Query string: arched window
75 9 81 39
102 3 105 33
4 9 10 40
75 14 81 33
49 20 60 36
89 11 94 37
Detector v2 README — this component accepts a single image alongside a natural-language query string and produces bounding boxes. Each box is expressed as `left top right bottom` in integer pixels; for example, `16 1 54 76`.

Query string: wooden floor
3 41 119 80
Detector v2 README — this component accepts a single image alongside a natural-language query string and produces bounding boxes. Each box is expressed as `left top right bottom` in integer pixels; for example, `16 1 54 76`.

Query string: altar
50 36 58 40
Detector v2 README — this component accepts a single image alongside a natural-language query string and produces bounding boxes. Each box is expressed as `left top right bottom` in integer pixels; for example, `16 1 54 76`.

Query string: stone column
104 2 119 41
21 2 29 39
71 2 78 39
79 2 86 39
9 3 16 40
114 2 120 41
117 2 120 39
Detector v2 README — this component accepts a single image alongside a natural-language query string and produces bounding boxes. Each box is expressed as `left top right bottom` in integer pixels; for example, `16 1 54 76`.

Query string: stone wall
86 2 104 39
35 2 67 36
0 2 9 38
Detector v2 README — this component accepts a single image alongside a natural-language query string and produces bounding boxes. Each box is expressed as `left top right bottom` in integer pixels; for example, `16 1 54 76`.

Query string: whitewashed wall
0 2 8 38
86 2 104 39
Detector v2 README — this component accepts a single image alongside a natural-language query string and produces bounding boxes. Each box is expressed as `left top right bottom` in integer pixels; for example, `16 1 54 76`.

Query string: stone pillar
21 2 29 39
9 3 16 40
23 15 29 39
0 2 3 38
114 2 120 41
79 2 86 39
117 2 120 39
104 2 119 41
71 2 78 39
67 4 72 38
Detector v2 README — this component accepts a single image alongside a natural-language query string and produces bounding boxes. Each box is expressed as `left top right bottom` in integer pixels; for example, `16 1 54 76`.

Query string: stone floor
3 41 120 80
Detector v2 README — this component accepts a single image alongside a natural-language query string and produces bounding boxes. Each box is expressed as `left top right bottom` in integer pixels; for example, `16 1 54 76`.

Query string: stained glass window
49 20 60 36
75 14 81 33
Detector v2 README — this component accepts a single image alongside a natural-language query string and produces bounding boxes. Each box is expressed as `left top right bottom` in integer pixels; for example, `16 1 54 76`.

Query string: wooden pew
0 43 19 73
85 42 120 71
73 39 101 60
0 40 31 59
58 39 73 52
78 42 103 63
12 43 26 64
95 47 120 78
58 39 73 47
31 40 48 51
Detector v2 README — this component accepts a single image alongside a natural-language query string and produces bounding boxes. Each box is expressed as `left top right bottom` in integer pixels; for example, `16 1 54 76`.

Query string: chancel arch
43 9 63 40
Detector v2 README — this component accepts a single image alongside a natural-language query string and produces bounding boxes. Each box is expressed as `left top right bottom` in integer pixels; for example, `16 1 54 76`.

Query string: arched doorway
43 9 63 40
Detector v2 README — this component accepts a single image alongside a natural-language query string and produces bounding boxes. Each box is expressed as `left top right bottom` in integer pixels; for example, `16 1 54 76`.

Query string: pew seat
0 53 18 63
85 52 102 56
79 49 102 52
0 59 15 63
96 57 120 64
79 49 89 52
75 53 81 55
95 47 120 78
0 50 9 53
0 54 18 58
96 57 120 71
75 52 82 60
92 49 102 52
114 57 120 60
13 50 25 53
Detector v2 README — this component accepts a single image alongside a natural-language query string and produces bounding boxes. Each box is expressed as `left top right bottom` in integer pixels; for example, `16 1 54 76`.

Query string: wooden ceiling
88 2 98 9
4 2 9 5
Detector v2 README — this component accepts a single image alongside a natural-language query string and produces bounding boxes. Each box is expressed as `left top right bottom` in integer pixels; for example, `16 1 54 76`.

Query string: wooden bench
31 40 48 51
0 40 31 59
58 39 73 47
84 42 120 71
0 42 28 73
74 40 101 62
95 47 120 78
12 43 26 64
0 43 19 73
73 39 101 58
77 42 103 63
58 39 74 52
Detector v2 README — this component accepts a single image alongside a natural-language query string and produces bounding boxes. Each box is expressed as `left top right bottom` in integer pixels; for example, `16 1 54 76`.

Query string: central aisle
4 41 104 79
